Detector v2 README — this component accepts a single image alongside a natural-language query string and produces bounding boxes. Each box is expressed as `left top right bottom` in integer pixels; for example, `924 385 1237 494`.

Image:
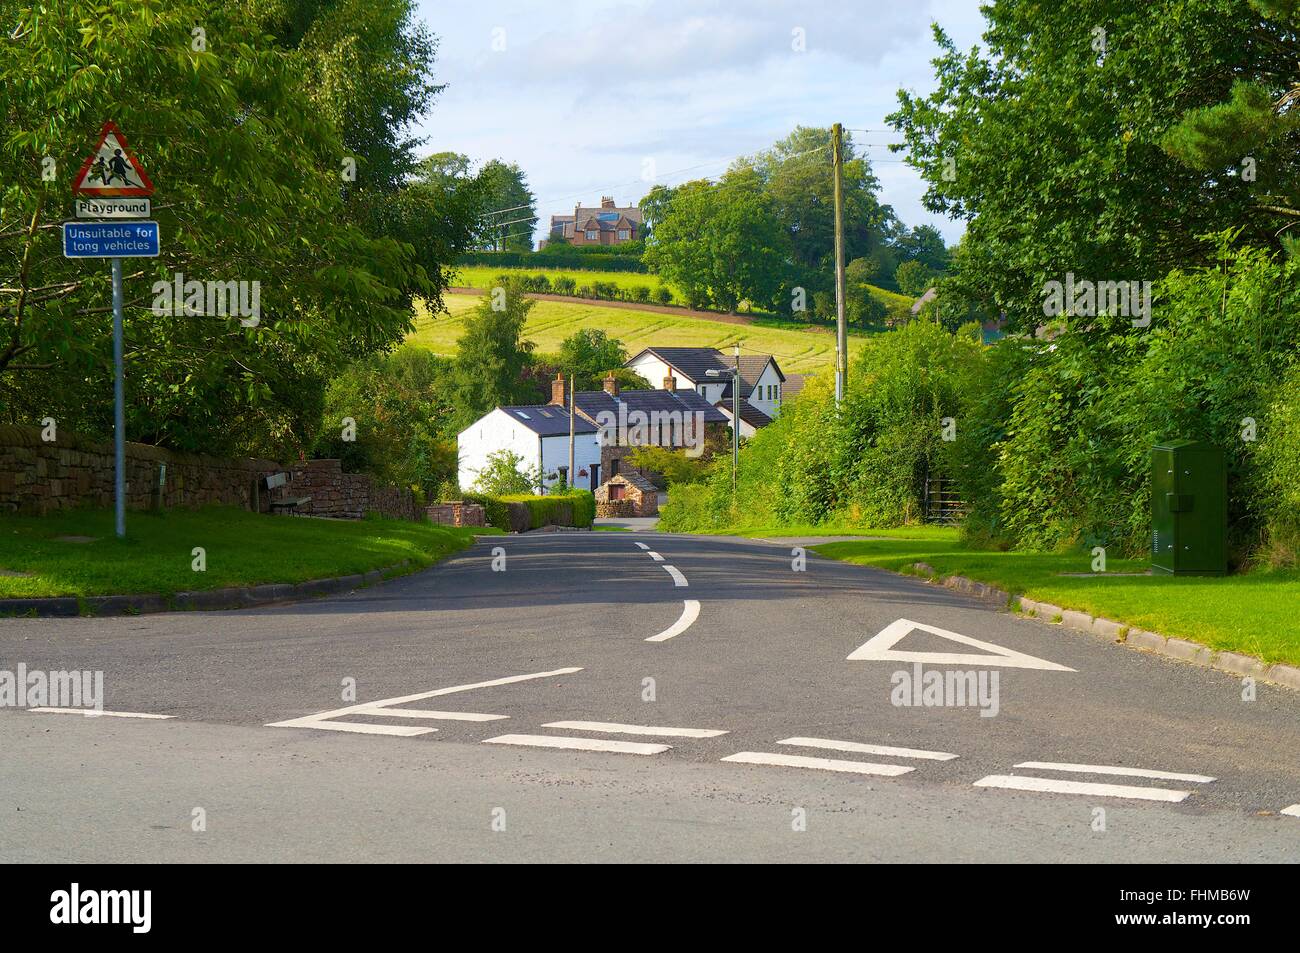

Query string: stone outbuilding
594 471 658 518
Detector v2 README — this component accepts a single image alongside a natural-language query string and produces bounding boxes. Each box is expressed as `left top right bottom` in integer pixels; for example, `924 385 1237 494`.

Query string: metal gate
923 472 967 525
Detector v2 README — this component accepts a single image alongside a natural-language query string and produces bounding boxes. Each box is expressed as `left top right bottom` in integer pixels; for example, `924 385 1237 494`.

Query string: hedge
460 490 595 532
457 251 648 273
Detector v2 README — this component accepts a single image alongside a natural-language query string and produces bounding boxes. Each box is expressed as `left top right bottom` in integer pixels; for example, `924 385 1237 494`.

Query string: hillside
409 292 871 373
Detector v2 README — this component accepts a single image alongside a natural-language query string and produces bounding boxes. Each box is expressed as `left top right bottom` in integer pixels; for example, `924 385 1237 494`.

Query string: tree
472 449 538 495
895 259 937 297
892 225 950 273
449 282 539 429
888 1 1288 330
643 171 790 312
477 160 537 251
556 329 630 391
0 0 425 457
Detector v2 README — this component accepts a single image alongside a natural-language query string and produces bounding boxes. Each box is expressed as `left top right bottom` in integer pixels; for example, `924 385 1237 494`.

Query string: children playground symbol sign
70 120 154 219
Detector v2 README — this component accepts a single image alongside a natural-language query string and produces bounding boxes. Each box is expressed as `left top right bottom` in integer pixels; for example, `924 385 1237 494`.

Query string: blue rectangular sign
63 220 160 258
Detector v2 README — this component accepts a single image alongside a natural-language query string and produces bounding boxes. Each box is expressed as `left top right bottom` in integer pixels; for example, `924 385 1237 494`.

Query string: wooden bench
265 472 312 515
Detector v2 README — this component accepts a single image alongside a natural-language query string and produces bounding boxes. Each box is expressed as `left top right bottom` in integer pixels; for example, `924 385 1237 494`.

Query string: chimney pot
663 374 677 391
603 372 619 396
550 373 567 406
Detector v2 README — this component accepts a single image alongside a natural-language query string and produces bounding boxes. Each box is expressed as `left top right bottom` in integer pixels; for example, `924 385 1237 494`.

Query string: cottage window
586 230 597 240
609 484 626 500
617 229 630 241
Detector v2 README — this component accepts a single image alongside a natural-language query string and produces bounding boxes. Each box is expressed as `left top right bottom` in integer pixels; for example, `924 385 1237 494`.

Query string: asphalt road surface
1 532 1298 863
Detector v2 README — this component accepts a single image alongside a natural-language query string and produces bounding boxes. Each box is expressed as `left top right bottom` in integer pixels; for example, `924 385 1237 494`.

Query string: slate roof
781 373 807 401
499 405 597 437
717 400 774 430
628 347 731 384
572 388 728 424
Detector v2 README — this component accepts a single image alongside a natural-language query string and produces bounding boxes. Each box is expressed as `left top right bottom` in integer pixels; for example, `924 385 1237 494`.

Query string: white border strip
974 774 1190 802
28 708 174 720
646 600 700 642
1013 761 1215 784
721 751 914 776
1279 804 1300 818
483 733 669 755
779 737 958 761
662 565 688 587
542 720 726 738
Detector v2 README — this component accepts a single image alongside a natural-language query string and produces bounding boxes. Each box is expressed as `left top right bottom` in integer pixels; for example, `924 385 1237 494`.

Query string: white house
457 405 602 494
624 347 787 425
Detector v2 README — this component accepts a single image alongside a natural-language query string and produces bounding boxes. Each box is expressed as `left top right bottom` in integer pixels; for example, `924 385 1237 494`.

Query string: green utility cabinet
1151 440 1226 575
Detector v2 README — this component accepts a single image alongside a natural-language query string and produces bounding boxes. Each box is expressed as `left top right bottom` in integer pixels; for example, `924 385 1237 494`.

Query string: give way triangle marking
847 618 1075 672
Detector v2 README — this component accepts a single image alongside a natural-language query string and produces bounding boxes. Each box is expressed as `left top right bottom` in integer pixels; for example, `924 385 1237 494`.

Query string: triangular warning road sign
72 121 153 197
846 618 1075 671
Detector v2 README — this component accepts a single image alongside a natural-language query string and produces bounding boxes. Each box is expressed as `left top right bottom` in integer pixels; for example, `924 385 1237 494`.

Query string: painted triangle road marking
72 121 154 197
847 618 1075 672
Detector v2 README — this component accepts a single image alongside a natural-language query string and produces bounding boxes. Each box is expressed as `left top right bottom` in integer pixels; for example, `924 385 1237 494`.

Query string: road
1 531 1298 862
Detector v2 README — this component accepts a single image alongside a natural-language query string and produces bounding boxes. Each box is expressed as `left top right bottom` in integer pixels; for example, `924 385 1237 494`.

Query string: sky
411 0 988 248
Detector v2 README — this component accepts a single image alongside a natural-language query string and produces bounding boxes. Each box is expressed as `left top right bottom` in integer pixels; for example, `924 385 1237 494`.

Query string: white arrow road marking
28 708 174 720
974 775 1191 803
722 751 915 776
779 737 958 761
646 599 700 642
542 720 727 738
662 565 688 587
483 734 669 755
647 551 664 561
1013 761 1215 784
847 618 1075 671
267 667 582 736
634 542 650 550
1281 804 1300 818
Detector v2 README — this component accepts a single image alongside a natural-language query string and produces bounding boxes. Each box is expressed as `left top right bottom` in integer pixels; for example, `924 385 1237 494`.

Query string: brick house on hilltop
547 196 643 247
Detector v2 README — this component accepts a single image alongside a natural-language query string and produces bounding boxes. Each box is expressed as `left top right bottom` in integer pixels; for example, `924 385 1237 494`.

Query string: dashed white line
287 720 436 737
483 733 670 755
28 708 174 720
1012 761 1215 784
646 599 700 642
974 774 1191 803
647 551 664 561
662 565 688 587
722 751 915 776
779 737 958 761
634 542 650 550
1280 804 1300 818
542 720 727 738
364 709 508 721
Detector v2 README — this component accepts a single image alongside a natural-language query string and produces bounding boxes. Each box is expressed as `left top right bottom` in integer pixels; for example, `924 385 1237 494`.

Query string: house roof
716 400 774 430
911 287 938 315
626 347 784 396
574 204 642 224
572 388 728 424
730 354 784 398
498 405 597 437
782 373 807 401
604 470 657 494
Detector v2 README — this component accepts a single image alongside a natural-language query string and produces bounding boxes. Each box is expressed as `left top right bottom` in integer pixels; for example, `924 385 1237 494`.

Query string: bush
459 250 648 272
462 489 596 532
654 287 673 305
526 273 551 293
630 284 652 303
627 445 709 486
576 284 593 299
552 275 577 295
591 280 619 300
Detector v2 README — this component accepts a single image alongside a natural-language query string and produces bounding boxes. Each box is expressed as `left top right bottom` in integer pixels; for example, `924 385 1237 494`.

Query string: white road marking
778 737 958 761
721 751 915 776
1281 804 1300 818
662 565 688 587
28 708 174 720
974 774 1190 803
1013 761 1215 784
542 720 727 738
634 542 650 550
364 709 508 721
647 551 664 561
483 733 670 755
847 618 1075 671
645 599 701 642
267 667 582 734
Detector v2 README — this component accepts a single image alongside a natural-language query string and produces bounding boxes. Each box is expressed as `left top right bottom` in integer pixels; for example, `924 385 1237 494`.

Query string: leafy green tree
892 225 950 273
477 160 537 251
888 1 1289 330
556 329 627 390
449 282 539 428
895 259 937 297
0 0 425 457
472 449 538 495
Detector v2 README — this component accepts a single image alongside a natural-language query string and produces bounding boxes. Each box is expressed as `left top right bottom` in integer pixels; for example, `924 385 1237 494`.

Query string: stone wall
0 424 280 515
0 426 420 521
427 502 486 527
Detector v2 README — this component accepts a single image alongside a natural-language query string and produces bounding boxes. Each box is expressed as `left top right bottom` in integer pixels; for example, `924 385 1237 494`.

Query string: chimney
603 371 619 396
663 374 677 391
601 196 615 208
550 372 566 406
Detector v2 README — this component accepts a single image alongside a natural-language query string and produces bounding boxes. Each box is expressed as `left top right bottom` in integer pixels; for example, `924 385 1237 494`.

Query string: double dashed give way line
634 541 698 642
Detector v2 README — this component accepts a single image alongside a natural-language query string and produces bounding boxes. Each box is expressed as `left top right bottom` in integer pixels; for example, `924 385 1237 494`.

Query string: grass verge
810 538 1300 668
0 507 489 599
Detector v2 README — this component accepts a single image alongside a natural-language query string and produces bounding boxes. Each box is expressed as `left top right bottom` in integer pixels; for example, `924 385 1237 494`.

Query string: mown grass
411 293 870 374
0 507 487 599
810 538 1300 667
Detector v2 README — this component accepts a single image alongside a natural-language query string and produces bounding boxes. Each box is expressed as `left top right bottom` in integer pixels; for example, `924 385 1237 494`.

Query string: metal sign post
112 257 125 538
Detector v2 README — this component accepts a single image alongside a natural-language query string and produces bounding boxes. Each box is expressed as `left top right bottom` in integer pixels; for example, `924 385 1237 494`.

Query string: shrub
654 287 673 305
630 285 652 303
552 275 577 295
576 284 593 299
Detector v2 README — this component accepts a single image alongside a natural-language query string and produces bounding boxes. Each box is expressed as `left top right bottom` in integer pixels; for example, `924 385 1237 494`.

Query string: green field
412 292 869 373
0 507 486 600
450 264 916 323
810 538 1300 668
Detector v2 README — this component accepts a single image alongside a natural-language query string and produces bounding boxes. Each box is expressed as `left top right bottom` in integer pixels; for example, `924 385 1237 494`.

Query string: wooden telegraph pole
832 122 847 404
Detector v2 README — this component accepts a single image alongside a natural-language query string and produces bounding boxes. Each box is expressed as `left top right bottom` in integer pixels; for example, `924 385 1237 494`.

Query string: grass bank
0 507 488 599
810 537 1300 668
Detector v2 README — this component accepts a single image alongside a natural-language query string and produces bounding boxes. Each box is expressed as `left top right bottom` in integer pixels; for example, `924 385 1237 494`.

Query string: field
450 264 916 323
411 292 870 373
